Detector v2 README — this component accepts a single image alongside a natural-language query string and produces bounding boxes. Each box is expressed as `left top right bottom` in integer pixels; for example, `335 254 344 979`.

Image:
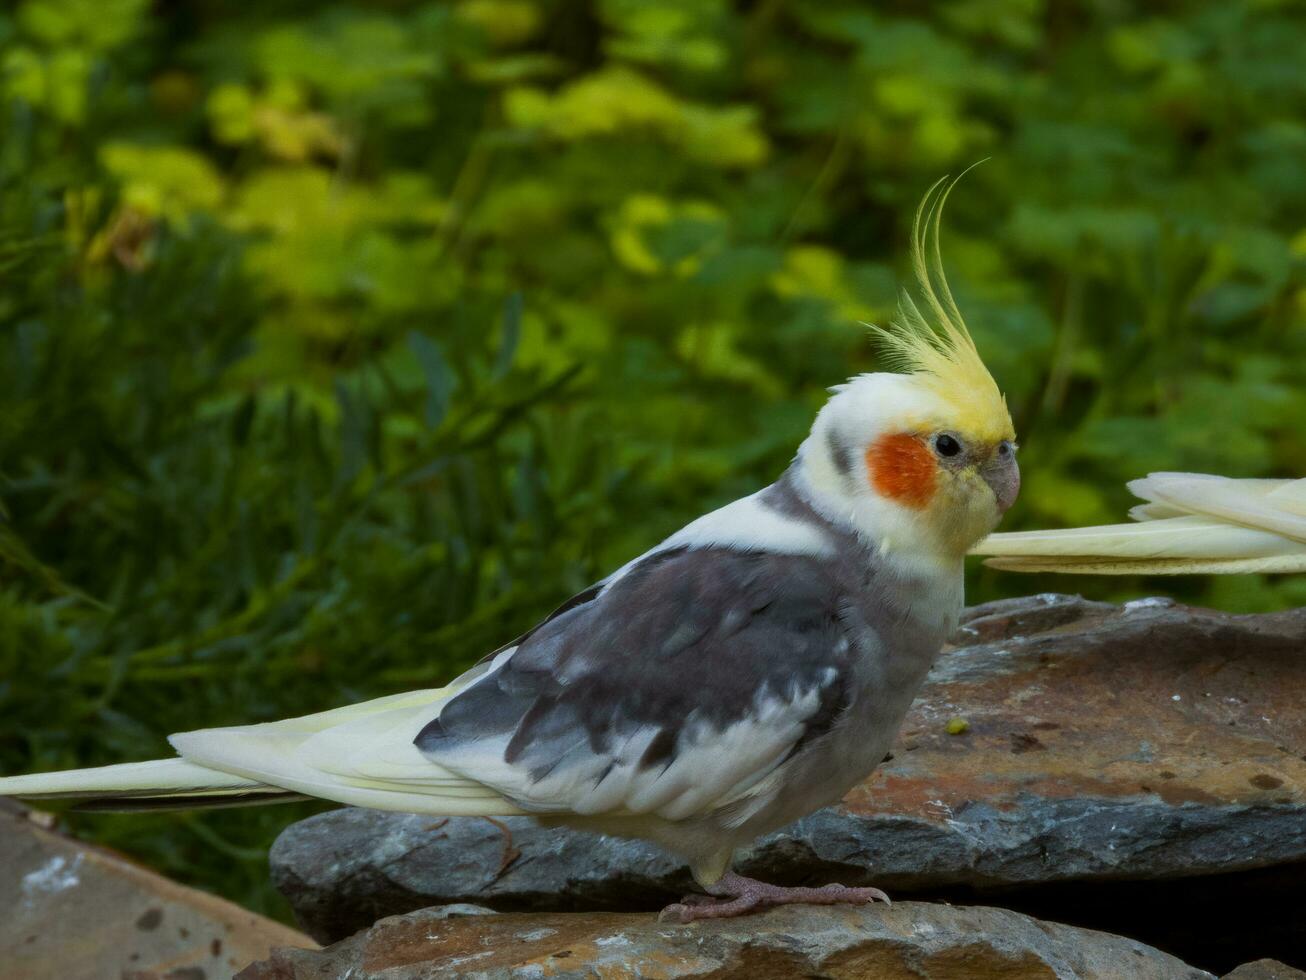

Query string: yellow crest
870 173 1014 443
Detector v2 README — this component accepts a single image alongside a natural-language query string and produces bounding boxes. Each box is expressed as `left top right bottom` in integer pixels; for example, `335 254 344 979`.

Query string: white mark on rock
21 854 83 900
925 799 954 818
1125 597 1174 613
442 951 493 967
517 928 557 942
1171 694 1182 702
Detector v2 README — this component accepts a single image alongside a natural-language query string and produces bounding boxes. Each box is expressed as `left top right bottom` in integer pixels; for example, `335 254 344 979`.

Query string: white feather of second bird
973 472 1306 574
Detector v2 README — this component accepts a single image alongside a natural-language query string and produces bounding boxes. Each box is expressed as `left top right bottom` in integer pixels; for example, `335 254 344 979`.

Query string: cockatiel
0 178 1020 922
974 472 1306 575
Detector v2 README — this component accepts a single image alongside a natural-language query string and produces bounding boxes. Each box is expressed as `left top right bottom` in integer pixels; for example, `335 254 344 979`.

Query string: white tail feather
1 683 525 816
0 758 261 800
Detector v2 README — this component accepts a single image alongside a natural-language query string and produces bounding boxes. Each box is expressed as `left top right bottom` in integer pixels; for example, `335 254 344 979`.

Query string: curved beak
980 450 1020 515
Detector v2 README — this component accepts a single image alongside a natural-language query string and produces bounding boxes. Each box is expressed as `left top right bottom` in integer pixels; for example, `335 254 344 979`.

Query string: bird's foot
658 872 890 923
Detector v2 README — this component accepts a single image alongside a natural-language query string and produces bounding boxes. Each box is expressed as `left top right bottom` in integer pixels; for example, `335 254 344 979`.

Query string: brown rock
239 902 1213 980
0 799 314 980
1223 959 1306 979
871 594 1306 840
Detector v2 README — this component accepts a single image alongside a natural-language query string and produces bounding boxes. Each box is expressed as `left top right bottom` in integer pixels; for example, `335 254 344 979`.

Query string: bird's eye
997 441 1012 457
934 434 962 458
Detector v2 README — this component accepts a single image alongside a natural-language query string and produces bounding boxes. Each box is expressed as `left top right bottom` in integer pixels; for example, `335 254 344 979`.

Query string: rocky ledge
0 798 315 980
237 902 1214 980
270 595 1306 972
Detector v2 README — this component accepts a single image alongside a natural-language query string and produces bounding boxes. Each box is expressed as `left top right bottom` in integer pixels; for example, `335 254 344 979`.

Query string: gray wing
414 546 856 820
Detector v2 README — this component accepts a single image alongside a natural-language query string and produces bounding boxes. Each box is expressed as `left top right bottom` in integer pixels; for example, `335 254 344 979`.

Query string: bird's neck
775 463 966 648
788 446 970 579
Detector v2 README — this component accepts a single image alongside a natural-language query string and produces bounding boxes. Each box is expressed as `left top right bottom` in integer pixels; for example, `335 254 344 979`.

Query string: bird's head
798 177 1018 564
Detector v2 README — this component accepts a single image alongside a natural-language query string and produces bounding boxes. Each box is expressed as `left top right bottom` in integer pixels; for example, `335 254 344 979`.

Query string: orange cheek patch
866 434 937 509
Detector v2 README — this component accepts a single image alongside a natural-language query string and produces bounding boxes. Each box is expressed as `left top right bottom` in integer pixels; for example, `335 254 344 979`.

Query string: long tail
972 472 1306 575
0 685 524 815
0 758 302 811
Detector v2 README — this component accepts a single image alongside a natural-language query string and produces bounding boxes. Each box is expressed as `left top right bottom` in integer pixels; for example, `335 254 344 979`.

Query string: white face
798 374 1019 562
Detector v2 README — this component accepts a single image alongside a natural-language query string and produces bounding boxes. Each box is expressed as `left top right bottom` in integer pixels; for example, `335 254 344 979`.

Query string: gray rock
272 595 1306 961
238 901 1213 980
271 807 694 930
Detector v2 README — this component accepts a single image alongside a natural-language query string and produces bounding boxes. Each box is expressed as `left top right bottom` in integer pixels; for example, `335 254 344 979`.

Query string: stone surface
238 902 1212 980
1223 960 1306 980
0 799 314 980
272 594 1306 965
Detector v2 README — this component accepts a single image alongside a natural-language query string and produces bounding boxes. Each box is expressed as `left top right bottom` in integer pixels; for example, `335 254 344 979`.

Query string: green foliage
2 0 1305 917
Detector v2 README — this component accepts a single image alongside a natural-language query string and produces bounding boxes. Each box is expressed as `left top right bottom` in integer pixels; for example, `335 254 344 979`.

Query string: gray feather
414 470 938 817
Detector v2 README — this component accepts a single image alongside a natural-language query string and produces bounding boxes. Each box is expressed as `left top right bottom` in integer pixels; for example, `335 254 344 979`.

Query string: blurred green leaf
495 291 523 380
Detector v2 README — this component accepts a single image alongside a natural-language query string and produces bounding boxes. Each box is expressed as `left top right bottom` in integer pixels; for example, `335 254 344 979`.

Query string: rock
272 594 1306 972
0 799 314 980
271 807 694 934
1223 960 1306 979
239 902 1212 980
